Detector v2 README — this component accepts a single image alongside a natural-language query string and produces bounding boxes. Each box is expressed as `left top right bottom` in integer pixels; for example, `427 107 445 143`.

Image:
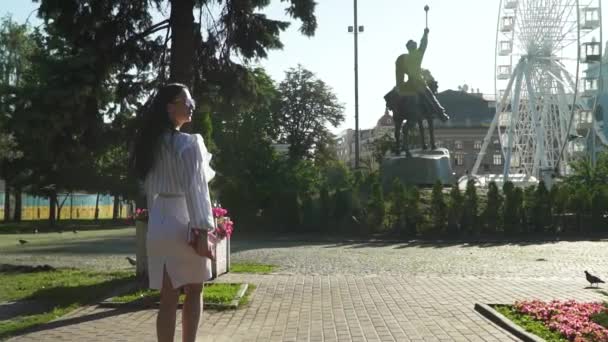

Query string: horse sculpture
384 75 449 157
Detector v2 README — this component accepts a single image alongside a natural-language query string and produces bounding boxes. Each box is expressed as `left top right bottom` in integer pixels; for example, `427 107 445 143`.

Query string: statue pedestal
381 148 455 187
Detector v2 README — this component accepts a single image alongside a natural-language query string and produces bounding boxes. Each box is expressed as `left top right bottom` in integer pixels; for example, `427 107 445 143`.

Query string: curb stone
474 303 545 342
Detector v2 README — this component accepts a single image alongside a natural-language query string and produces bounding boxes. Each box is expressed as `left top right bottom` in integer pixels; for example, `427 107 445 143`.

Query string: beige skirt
146 195 212 289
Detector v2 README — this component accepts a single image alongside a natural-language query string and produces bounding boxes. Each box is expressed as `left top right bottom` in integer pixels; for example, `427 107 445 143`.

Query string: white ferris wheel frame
472 0 604 181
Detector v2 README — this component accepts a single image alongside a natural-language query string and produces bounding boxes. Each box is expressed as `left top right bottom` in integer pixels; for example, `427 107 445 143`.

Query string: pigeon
126 257 137 266
72 229 78 234
585 270 605 287
19 239 28 245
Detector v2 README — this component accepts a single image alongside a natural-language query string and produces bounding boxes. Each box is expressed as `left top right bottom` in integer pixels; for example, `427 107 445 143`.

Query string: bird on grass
126 257 137 266
19 239 28 245
585 270 605 287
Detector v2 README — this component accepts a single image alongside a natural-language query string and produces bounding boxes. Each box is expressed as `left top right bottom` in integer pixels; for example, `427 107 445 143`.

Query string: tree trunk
4 186 10 222
169 0 196 87
49 191 57 226
14 186 21 222
70 193 73 220
94 193 100 222
112 194 120 220
56 194 69 222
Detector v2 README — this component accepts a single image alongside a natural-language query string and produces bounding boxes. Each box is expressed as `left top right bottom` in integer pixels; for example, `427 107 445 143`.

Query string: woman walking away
133 83 216 342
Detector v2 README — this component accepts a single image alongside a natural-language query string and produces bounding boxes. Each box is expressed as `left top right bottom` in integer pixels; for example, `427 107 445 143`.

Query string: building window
455 140 463 149
455 153 465 165
474 140 482 149
493 154 502 165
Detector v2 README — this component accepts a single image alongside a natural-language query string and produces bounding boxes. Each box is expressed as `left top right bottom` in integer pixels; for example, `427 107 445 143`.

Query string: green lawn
110 283 245 307
0 227 265 339
492 305 567 342
0 269 133 340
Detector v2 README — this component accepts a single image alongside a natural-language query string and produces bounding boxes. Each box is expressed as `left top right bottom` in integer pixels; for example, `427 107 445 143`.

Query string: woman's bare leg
157 267 179 342
182 283 203 342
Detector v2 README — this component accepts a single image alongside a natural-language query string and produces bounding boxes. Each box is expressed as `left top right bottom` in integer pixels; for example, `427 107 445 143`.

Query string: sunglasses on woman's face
186 98 196 110
173 97 196 111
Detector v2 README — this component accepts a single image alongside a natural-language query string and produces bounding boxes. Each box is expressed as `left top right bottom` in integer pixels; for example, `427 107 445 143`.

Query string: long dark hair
132 83 187 179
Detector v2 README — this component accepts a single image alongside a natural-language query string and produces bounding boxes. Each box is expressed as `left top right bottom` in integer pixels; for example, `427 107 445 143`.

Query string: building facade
336 111 393 170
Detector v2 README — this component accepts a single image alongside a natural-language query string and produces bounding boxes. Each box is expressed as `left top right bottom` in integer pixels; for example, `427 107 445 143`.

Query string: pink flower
134 208 148 221
212 207 228 218
213 211 235 239
514 300 608 341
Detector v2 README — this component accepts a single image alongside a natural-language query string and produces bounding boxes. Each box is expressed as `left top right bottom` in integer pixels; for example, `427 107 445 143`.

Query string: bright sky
3 0 607 134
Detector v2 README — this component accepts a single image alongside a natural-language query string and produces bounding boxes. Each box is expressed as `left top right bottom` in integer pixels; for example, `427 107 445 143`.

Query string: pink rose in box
211 207 234 240
209 206 233 278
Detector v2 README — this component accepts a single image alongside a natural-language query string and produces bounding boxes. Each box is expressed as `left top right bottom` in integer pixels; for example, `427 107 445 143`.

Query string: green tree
404 185 422 237
5 27 117 225
319 185 330 230
212 68 282 223
590 188 607 232
370 133 395 169
334 188 355 232
300 191 316 232
388 178 406 234
482 181 501 235
522 186 537 234
532 181 552 233
502 181 518 235
447 185 463 236
461 179 478 235
31 0 318 224
94 140 139 220
430 180 447 234
567 186 590 233
565 153 608 190
514 187 525 233
561 152 608 233
0 16 33 221
314 131 340 168
321 161 351 192
550 183 567 233
36 0 317 88
366 179 386 232
276 65 344 160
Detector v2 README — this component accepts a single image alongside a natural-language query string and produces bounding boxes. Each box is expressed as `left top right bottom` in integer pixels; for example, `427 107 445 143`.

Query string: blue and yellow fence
0 193 132 221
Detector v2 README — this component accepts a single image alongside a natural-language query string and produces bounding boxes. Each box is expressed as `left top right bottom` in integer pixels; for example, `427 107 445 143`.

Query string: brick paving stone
6 239 608 341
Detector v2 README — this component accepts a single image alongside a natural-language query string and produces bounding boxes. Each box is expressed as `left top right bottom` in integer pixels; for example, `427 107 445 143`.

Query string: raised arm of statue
419 29 429 55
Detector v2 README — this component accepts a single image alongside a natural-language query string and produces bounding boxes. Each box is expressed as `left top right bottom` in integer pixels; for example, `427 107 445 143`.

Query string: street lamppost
348 0 364 169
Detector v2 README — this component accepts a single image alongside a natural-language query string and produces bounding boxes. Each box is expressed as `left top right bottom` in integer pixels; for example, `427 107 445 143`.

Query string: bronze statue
384 6 449 157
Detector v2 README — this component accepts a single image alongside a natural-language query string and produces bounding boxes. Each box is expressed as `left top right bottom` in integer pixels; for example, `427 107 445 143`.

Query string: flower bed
210 206 234 278
513 300 608 341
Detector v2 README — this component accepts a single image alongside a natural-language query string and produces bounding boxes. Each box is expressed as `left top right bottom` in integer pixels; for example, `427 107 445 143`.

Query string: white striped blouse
144 131 215 231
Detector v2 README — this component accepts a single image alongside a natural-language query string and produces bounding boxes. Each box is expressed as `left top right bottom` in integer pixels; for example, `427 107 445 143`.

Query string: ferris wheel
473 0 604 182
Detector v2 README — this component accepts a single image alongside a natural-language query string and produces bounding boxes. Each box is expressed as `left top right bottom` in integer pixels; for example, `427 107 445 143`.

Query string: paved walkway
7 238 608 341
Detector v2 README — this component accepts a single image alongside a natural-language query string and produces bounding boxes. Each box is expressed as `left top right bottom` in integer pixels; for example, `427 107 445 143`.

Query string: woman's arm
180 137 215 231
